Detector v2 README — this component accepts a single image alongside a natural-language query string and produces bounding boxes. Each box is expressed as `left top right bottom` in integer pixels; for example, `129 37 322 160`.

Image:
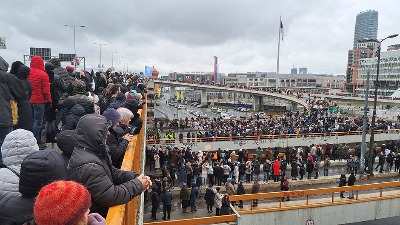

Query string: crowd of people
0 55 153 224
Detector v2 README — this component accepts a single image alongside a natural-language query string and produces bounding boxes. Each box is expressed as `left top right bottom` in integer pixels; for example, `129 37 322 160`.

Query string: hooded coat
0 56 26 127
0 150 67 225
67 114 143 217
63 104 85 130
10 63 33 132
0 129 39 202
56 130 77 165
27 56 51 104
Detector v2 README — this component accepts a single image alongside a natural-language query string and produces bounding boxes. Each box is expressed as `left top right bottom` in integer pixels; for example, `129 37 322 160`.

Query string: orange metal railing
229 181 400 214
106 107 146 225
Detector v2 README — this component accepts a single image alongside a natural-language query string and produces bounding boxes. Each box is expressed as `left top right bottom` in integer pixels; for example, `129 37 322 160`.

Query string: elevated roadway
154 80 308 109
311 93 400 107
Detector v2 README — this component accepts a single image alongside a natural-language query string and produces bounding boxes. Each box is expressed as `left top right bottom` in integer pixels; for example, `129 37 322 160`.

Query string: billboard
59 53 76 62
30 47 51 60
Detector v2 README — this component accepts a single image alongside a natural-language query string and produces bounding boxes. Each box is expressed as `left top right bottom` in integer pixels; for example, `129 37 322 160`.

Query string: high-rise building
346 10 378 94
290 67 297 75
353 10 378 49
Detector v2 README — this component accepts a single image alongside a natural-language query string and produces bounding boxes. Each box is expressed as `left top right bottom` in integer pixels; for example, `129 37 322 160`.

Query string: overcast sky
0 0 399 75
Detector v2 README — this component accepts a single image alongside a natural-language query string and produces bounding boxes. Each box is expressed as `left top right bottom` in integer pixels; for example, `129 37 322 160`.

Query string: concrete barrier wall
238 198 400 225
166 132 400 151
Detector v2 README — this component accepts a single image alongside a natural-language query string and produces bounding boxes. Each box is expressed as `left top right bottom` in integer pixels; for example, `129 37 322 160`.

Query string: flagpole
277 15 281 76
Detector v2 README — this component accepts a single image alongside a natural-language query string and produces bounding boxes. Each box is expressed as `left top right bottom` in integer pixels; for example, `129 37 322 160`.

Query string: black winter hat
9 61 24 76
56 130 77 157
19 150 67 197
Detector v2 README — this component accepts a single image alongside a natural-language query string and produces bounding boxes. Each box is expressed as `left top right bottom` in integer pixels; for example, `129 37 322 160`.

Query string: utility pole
64 25 85 71
108 51 118 69
94 43 107 68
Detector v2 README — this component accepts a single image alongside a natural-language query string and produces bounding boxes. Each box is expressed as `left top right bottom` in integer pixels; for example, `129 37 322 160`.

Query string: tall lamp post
108 51 118 69
64 25 85 71
367 34 398 176
94 43 107 68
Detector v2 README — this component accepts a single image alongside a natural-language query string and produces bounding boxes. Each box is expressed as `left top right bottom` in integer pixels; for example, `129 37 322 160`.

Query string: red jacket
28 56 51 104
273 160 281 176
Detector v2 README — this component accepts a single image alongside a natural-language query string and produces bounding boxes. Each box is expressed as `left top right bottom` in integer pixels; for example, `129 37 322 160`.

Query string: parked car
178 105 186 109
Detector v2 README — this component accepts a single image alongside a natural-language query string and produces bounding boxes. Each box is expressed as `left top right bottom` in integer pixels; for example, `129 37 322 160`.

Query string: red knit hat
34 181 92 225
66 66 74 73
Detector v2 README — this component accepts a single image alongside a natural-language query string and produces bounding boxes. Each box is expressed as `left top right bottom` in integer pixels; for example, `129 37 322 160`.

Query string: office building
353 10 378 49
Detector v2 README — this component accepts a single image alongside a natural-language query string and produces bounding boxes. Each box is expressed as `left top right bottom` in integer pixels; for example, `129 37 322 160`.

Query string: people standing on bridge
291 159 299 180
263 159 271 184
314 159 320 179
245 160 252 183
272 159 281 182
253 159 261 182
151 186 160 220
233 162 240 183
375 152 385 173
205 184 215 213
299 159 305 180
180 184 190 213
162 187 173 220
339 174 347 198
347 172 356 199
323 157 331 176
214 187 223 216
190 182 198 213
395 153 400 172
281 176 290 201
306 157 314 179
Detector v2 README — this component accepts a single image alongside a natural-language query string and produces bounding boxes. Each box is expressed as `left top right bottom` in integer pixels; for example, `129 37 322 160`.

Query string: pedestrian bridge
106 105 400 225
153 80 309 109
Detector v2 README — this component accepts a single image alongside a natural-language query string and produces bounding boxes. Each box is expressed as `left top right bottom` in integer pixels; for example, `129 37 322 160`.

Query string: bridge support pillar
201 89 207 105
170 86 176 101
253 95 263 111
290 102 298 111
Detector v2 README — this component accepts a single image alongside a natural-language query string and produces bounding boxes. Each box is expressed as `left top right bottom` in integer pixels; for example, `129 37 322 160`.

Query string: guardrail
143 215 237 225
106 107 146 225
229 181 400 214
146 129 399 145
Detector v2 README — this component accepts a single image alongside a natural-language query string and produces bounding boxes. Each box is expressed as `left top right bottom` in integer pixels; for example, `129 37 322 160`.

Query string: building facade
357 49 400 97
168 71 224 84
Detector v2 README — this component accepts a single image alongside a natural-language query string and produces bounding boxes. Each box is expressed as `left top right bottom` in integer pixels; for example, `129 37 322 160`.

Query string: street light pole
108 51 118 69
367 34 398 176
94 43 107 68
64 25 85 71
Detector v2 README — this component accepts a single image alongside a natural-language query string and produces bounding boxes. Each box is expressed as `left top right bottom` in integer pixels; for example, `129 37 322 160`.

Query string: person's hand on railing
137 174 152 190
123 134 134 142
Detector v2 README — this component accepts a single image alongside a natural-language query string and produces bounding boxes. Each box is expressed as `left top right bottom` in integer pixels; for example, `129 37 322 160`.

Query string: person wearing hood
102 108 133 169
0 56 28 165
66 79 95 115
151 186 160 220
67 114 151 217
9 61 33 132
0 129 39 202
28 56 52 147
94 71 108 95
0 150 67 224
56 129 77 165
62 98 85 131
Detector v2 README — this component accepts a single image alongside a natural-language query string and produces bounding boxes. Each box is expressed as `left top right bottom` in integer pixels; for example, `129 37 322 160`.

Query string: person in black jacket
94 72 108 95
339 174 347 198
0 150 67 224
162 187 173 220
49 58 73 86
63 103 85 131
0 56 26 166
67 114 151 217
151 186 160 220
9 61 33 132
124 99 143 135
347 172 356 199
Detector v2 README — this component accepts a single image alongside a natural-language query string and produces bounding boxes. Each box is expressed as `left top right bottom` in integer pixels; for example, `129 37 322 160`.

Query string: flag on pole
280 19 284 41
145 66 153 76
0 37 6 49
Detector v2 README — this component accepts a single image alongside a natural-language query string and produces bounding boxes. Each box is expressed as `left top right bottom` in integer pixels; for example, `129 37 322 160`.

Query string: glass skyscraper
353 10 378 49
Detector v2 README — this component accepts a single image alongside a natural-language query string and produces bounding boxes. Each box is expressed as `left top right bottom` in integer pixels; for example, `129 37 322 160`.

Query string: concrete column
252 95 263 111
201 89 207 104
170 86 176 101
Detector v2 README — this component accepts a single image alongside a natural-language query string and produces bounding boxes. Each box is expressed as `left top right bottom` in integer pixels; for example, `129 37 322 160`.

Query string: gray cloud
0 0 399 75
